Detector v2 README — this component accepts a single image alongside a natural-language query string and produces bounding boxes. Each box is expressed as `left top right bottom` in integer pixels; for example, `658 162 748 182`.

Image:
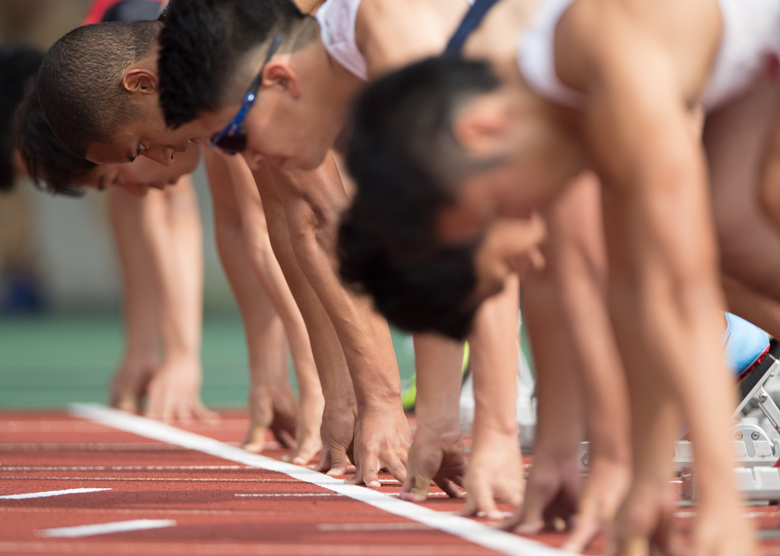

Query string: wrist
355 386 403 412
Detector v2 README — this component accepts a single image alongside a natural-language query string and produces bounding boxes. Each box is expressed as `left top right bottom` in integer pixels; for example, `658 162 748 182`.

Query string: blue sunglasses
210 37 282 155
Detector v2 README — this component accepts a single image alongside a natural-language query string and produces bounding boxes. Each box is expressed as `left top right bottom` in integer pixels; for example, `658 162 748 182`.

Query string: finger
462 484 502 520
562 513 601 553
434 478 465 499
511 486 551 534
112 391 139 414
242 425 270 454
324 445 350 477
401 472 433 502
612 535 650 556
194 405 220 424
315 448 332 473
143 395 164 422
400 473 424 502
174 403 195 426
382 457 408 484
350 457 380 488
289 432 323 466
276 429 297 450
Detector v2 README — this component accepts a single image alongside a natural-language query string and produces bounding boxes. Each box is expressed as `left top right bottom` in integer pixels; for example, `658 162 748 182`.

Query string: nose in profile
142 146 175 166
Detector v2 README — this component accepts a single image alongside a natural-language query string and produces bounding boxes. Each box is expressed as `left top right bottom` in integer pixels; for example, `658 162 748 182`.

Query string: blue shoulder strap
444 0 502 56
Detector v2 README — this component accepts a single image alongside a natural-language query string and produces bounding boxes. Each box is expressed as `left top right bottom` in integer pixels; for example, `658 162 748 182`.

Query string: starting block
682 467 780 502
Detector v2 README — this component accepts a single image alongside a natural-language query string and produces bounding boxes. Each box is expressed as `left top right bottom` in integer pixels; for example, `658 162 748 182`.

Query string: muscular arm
267 154 411 485
560 4 750 550
463 276 524 518
108 189 162 414
144 176 214 423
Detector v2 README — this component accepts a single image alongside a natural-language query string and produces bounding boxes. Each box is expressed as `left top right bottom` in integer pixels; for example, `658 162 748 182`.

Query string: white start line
39 519 176 538
0 488 111 500
69 403 576 556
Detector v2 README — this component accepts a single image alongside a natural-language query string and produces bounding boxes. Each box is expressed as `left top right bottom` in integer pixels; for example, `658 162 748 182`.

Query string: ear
453 99 509 155
122 68 159 95
264 61 302 100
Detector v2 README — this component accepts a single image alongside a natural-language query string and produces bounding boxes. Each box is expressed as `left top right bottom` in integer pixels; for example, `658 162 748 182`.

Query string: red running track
0 407 779 556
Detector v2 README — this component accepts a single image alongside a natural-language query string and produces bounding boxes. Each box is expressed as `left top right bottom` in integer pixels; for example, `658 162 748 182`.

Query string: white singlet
316 0 474 82
517 0 780 111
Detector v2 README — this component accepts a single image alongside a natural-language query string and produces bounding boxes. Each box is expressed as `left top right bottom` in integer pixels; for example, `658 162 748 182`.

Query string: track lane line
70 403 575 556
38 519 176 538
0 488 111 500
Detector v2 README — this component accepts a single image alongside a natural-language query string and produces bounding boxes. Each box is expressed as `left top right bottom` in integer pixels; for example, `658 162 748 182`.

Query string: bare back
356 0 470 78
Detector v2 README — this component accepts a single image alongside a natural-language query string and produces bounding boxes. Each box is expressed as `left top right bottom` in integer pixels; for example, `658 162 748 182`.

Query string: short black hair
338 211 480 340
337 57 503 339
15 83 94 197
37 20 160 158
158 0 308 128
346 57 502 246
0 44 43 192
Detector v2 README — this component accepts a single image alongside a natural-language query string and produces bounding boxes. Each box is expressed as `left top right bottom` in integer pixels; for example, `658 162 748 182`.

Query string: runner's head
37 20 206 166
347 56 566 248
17 86 200 198
1 43 43 191
158 0 333 170
339 215 544 339
338 215 481 339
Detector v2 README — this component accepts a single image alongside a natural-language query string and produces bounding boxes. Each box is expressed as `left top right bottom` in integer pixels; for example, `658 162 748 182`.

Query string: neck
489 85 586 211
316 38 366 121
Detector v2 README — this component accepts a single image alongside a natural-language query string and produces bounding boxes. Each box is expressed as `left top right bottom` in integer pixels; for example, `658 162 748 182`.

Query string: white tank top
517 0 780 111
316 0 475 82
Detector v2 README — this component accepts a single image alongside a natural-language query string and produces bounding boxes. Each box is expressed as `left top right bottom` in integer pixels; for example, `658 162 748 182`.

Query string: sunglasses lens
213 132 247 155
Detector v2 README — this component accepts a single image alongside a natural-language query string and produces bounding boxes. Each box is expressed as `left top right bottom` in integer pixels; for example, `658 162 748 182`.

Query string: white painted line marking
236 493 338 497
38 519 176 538
318 522 431 531
1 466 245 471
0 488 111 500
235 492 453 498
70 403 576 556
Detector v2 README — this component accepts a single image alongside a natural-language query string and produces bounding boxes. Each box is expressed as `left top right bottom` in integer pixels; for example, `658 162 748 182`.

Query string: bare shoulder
555 0 721 96
357 0 469 77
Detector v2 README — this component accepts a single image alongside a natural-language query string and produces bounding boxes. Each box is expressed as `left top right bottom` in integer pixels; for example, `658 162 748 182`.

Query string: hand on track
460 434 524 520
346 404 412 487
502 449 580 535
283 390 324 465
316 401 358 476
110 356 157 414
144 357 217 425
400 424 466 502
242 381 298 453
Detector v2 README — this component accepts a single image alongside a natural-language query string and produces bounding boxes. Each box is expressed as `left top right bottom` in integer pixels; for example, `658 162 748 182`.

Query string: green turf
0 313 417 409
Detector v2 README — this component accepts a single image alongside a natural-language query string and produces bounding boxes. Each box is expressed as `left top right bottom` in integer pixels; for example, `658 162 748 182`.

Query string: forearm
545 177 629 464
469 276 521 445
523 273 585 455
269 154 403 408
413 333 464 429
220 154 321 397
108 189 161 357
251 163 356 407
156 176 203 362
